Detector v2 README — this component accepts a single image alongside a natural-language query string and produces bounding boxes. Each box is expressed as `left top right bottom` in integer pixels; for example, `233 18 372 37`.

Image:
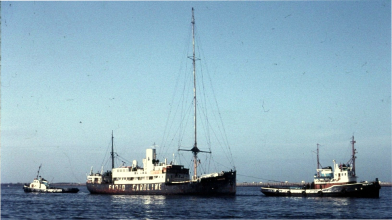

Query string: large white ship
87 136 235 195
86 8 236 195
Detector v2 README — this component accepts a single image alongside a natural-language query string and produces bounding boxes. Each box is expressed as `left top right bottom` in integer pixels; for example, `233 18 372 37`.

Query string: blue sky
1 1 391 184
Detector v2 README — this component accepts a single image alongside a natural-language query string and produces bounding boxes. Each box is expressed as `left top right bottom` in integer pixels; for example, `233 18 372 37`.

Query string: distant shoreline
2 182 392 187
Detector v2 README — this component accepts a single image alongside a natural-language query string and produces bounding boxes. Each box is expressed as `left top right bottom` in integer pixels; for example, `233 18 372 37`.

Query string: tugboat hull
23 185 79 193
261 181 380 198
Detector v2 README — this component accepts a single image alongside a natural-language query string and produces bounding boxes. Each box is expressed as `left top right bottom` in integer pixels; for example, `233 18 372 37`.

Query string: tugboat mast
316 143 321 177
36 164 42 179
345 135 357 176
111 130 114 169
351 136 356 176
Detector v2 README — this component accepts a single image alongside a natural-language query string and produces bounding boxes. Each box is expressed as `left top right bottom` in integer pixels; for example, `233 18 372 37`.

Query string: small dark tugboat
261 136 381 198
23 165 79 193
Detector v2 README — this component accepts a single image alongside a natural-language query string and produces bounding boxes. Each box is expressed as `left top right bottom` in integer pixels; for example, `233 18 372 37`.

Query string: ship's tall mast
192 7 197 149
178 8 210 180
191 7 198 180
111 130 114 169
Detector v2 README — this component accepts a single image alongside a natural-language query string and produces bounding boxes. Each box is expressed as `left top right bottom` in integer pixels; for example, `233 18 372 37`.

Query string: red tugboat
86 8 236 195
261 136 380 197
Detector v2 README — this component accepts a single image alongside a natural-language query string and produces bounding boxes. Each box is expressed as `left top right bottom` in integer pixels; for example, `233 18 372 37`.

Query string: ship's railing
314 178 333 182
237 181 392 187
237 182 304 187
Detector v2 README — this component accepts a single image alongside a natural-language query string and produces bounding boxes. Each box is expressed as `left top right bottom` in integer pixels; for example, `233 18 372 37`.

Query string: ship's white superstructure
314 160 357 189
87 148 190 186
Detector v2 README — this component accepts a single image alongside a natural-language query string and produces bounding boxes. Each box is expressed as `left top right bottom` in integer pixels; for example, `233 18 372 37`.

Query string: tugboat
23 165 79 193
261 136 380 197
86 8 236 195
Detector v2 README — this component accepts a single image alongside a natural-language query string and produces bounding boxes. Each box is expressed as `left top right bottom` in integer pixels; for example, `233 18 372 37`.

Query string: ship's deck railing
237 182 305 187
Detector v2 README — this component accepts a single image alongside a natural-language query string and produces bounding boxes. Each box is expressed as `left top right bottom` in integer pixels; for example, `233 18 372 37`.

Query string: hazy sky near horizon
2 1 391 184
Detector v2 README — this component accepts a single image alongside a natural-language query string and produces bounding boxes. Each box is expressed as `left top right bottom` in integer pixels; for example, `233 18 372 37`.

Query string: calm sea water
2 185 391 219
